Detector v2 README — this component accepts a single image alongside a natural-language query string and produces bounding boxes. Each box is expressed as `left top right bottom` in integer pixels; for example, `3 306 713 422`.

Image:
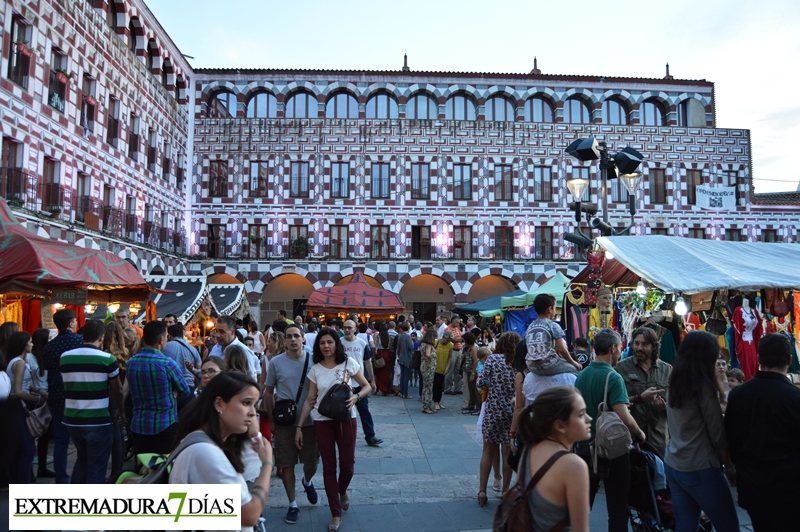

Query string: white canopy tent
596 236 800 295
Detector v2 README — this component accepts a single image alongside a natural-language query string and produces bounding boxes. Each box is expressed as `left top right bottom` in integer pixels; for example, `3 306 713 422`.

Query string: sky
147 0 800 194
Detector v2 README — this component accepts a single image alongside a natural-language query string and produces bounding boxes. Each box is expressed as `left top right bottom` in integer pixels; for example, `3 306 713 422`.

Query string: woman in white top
247 322 266 354
295 328 371 532
31 328 55 478
6 331 45 484
170 371 273 532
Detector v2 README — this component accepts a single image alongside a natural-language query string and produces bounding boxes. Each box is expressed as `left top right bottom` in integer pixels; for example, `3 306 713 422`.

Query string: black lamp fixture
564 138 646 241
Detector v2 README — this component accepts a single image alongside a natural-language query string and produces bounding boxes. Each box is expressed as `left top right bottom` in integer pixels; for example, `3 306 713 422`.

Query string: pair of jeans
108 399 125 478
37 418 52 472
313 418 357 518
0 398 23 486
16 401 36 483
465 372 481 411
444 349 463 392
432 373 445 403
48 403 71 483
130 422 179 457
67 424 114 484
352 386 375 440
399 364 412 397
664 464 739 532
588 450 630 532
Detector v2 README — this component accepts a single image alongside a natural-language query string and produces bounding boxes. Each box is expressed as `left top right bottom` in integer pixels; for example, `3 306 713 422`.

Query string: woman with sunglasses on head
294 328 371 532
170 371 273 532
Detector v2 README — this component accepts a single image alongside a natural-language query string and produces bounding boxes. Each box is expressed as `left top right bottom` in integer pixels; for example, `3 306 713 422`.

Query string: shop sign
51 288 88 304
696 185 736 210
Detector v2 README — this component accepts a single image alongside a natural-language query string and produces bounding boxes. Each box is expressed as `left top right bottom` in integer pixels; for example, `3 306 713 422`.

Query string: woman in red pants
372 322 392 395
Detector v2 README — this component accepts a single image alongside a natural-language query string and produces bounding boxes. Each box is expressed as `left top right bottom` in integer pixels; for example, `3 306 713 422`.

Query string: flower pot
84 95 97 107
16 42 33 58
55 72 69 84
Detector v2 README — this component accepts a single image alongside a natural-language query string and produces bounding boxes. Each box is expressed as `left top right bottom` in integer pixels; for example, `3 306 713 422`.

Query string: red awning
571 258 641 287
0 198 153 301
305 271 405 313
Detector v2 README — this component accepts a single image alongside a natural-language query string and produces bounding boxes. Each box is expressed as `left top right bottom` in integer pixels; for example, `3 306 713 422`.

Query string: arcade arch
261 274 315 325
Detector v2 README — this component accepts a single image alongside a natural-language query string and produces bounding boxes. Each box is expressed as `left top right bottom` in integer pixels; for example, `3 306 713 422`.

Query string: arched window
325 91 358 119
175 75 183 102
106 1 119 30
247 91 277 118
677 98 707 127
365 92 398 119
161 58 171 88
641 100 665 126
523 96 554 123
603 98 628 125
563 97 591 124
209 91 236 118
485 96 514 121
128 18 141 54
406 93 437 119
147 40 158 73
445 94 476 120
285 91 317 119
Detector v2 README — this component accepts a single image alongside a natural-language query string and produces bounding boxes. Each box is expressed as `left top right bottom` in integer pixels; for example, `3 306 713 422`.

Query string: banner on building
696 185 736 209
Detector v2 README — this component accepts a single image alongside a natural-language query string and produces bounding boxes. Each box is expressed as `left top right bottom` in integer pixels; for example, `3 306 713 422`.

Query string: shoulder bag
592 372 632 468
138 431 214 484
24 365 51 439
271 354 310 426
493 449 569 532
317 362 353 422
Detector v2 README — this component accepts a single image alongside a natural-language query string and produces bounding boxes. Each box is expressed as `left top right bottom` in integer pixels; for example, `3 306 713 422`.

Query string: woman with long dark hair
419 328 438 414
103 321 129 479
170 371 273 531
517 386 592 531
665 331 739 532
294 328 371 532
31 328 55 478
6 331 43 483
476 332 520 504
373 322 392 395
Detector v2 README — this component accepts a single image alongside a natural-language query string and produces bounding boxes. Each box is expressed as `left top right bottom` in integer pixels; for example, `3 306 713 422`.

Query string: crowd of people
0 296 797 532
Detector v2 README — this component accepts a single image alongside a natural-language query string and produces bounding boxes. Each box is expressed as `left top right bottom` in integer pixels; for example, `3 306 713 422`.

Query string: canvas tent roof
453 272 573 317
305 271 404 313
0 198 152 301
452 289 527 314
595 236 800 294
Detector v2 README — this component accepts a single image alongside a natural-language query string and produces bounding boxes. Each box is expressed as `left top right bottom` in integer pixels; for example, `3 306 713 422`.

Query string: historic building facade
3 1 798 326
1 0 191 278
189 65 798 324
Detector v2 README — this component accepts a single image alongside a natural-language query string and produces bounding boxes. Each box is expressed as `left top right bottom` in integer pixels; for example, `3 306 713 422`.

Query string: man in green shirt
575 328 645 532
616 327 670 454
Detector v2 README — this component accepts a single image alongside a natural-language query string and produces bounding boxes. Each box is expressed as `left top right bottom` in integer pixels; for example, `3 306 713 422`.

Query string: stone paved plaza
2 385 755 531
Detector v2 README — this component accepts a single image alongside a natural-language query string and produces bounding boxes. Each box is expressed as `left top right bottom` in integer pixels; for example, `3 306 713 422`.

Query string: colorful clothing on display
733 306 763 381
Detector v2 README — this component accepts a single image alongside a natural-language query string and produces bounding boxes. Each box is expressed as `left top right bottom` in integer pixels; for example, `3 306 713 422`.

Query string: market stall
0 198 155 332
305 270 404 323
567 236 800 373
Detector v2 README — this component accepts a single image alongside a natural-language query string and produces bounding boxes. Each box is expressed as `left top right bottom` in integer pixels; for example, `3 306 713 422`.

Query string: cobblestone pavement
2 383 754 531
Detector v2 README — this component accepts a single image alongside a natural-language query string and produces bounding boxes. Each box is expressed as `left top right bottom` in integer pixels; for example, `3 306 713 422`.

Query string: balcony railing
1 167 39 211
40 183 74 221
75 196 103 230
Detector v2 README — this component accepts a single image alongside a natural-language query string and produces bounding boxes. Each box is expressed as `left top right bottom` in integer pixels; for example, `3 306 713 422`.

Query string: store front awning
144 276 209 324
209 283 247 317
305 271 404 314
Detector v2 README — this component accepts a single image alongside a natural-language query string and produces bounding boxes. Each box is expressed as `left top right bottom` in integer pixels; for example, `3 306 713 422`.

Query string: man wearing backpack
575 328 646 532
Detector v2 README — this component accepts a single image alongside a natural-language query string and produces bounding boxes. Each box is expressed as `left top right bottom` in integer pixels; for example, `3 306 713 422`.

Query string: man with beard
615 326 670 454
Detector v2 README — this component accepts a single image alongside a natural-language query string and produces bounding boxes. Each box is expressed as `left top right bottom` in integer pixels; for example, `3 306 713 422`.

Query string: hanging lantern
129 302 141 316
85 303 97 315
108 303 120 314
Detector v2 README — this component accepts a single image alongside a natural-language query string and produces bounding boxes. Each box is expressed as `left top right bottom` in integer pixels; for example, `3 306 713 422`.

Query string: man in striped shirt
60 319 126 484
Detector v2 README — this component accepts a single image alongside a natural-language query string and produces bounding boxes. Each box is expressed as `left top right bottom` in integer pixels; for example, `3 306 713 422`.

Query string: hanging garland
617 290 665 343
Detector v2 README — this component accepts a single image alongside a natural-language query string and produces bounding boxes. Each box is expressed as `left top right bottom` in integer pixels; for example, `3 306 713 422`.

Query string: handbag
317 362 353 422
705 307 728 336
770 289 790 317
24 399 52 439
373 348 388 369
271 354 310 426
493 449 569 532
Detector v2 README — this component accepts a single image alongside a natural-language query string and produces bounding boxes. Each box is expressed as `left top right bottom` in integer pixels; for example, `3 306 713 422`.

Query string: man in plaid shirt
127 320 191 457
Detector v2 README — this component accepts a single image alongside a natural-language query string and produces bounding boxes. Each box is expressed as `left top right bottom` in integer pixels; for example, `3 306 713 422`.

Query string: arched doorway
261 274 315 325
467 275 516 302
399 274 455 324
335 274 383 288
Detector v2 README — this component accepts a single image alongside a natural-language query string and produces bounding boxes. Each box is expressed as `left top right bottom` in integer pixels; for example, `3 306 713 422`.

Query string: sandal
328 518 342 531
493 478 502 492
422 408 435 414
340 492 350 511
478 490 488 507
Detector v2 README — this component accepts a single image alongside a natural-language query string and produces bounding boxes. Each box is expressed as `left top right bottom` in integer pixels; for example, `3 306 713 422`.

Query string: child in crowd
726 368 745 390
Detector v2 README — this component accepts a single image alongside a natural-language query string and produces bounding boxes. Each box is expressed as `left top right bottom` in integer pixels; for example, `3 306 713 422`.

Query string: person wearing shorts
265 324 320 524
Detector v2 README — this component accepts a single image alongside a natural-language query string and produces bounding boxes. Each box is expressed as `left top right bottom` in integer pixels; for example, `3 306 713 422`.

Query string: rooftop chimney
664 62 674 80
530 56 541 75
402 54 410 72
